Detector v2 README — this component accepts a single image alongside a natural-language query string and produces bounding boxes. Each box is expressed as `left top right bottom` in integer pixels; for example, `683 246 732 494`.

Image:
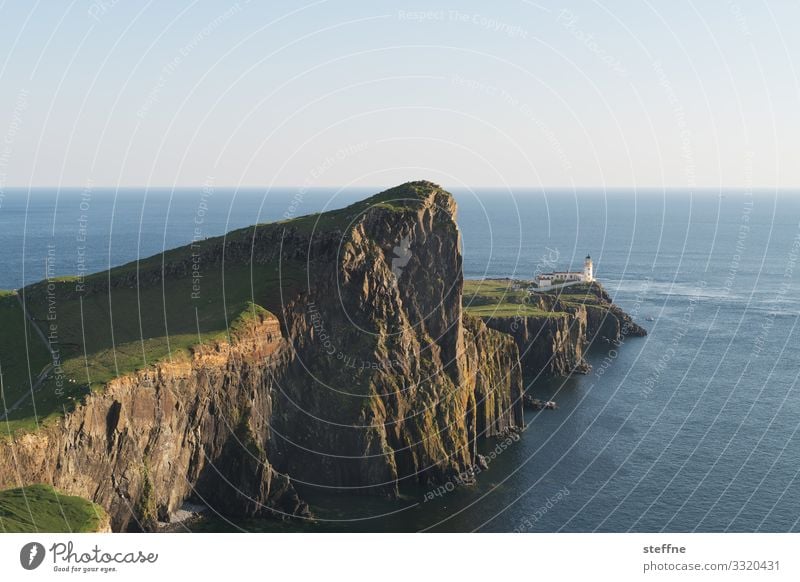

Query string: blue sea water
1 186 799 532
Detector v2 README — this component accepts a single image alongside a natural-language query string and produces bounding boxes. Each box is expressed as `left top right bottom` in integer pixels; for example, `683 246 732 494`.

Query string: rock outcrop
0 181 525 530
480 283 646 377
265 184 525 495
581 284 648 340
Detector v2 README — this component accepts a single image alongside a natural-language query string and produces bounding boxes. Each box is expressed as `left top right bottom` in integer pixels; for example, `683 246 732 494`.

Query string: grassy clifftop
463 278 618 317
463 278 565 318
280 180 441 234
0 291 54 435
3 256 302 439
0 181 449 439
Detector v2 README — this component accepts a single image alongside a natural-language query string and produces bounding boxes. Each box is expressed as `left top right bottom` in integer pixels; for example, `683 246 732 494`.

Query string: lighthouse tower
583 254 594 282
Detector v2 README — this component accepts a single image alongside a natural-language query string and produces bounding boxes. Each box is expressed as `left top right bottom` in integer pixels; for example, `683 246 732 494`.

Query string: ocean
1 186 799 532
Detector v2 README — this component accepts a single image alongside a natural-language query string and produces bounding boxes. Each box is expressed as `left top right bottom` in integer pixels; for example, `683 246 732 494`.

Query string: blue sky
0 0 797 188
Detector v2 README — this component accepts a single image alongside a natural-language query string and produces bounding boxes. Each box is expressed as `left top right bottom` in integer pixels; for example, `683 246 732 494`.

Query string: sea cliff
465 280 647 377
0 311 308 531
0 182 524 530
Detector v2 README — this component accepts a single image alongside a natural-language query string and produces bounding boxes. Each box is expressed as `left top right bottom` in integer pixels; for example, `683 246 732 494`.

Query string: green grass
0 484 107 533
463 278 566 319
0 292 53 437
464 303 564 318
26 260 301 386
541 282 602 298
463 278 531 305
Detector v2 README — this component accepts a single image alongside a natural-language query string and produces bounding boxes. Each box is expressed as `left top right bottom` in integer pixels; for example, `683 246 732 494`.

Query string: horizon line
2 184 797 191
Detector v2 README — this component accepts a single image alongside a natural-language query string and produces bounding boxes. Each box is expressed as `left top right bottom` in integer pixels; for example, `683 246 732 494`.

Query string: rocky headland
0 181 643 531
467 280 647 377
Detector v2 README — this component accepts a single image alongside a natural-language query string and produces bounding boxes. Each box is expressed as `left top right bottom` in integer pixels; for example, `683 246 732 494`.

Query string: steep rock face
0 311 309 531
0 181 525 528
483 309 588 377
268 184 524 494
462 315 524 440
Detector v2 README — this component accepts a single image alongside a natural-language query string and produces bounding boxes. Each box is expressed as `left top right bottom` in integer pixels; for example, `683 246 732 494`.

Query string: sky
0 0 798 189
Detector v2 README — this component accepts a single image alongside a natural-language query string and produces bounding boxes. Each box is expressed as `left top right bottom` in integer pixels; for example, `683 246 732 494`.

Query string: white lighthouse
534 253 595 289
583 254 594 282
